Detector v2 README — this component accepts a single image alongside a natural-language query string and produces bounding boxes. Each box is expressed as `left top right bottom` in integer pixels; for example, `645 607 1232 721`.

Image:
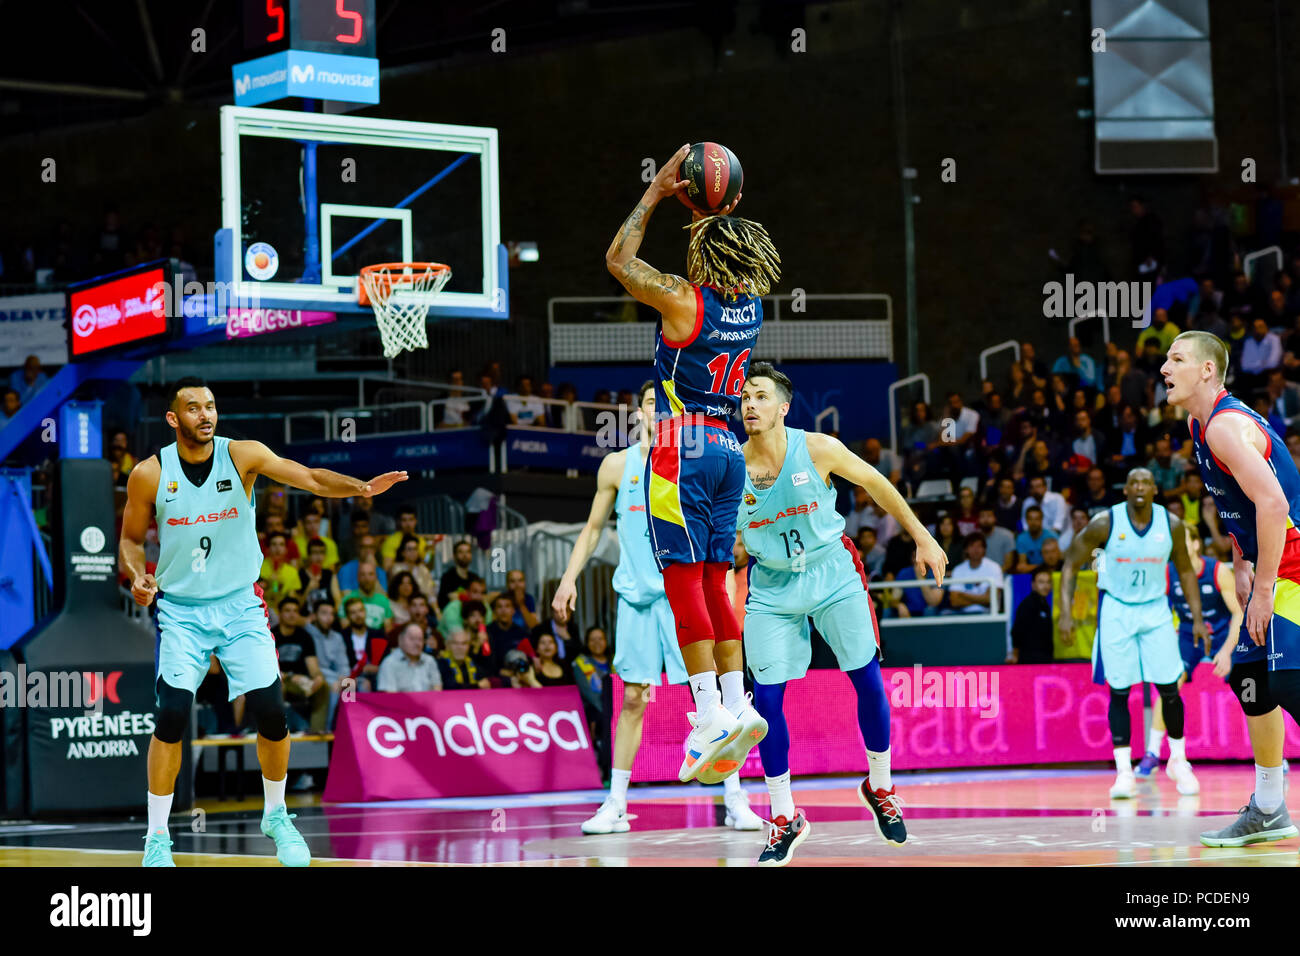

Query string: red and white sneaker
858 781 907 845
678 705 741 783
756 811 811 867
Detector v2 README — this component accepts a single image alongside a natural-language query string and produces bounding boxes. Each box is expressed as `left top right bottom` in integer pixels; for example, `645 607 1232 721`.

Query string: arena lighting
507 241 539 263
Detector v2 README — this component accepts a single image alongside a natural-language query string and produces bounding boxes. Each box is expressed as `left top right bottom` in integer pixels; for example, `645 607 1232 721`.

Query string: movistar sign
231 50 379 106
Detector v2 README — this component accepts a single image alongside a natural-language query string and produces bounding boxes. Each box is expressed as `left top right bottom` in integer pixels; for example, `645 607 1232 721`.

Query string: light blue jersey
1096 502 1172 604
738 427 844 571
612 443 664 606
154 437 262 603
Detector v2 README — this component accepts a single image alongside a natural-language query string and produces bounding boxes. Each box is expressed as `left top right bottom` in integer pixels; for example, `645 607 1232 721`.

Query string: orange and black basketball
676 142 743 214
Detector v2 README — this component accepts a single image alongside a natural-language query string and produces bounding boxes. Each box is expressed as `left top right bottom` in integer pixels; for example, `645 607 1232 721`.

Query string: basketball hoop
359 262 452 358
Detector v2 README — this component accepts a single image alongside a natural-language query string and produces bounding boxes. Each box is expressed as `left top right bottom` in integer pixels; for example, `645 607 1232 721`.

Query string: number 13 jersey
154 436 262 602
739 427 846 571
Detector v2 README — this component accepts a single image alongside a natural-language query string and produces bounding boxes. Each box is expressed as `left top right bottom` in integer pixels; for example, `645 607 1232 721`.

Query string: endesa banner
615 664 1300 782
225 308 337 339
323 688 602 802
67 265 169 358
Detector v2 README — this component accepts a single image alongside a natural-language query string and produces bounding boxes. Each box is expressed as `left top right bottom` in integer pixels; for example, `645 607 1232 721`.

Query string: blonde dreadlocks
685 215 782 299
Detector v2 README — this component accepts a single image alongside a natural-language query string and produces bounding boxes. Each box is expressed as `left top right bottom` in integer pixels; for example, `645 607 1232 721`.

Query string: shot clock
243 0 377 58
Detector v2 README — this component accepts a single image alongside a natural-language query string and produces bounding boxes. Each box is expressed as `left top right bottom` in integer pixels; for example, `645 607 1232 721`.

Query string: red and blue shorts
645 414 745 570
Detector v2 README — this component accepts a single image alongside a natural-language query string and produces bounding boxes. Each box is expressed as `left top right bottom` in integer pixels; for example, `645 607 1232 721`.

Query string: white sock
723 773 743 797
765 772 794 820
1147 728 1165 758
610 768 632 808
688 672 720 716
147 791 173 835
719 670 746 715
1256 764 1285 814
1167 737 1186 762
867 748 893 792
262 775 287 817
1114 746 1132 774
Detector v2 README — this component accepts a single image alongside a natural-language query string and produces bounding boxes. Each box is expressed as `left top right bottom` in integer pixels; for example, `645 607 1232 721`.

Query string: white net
360 263 453 358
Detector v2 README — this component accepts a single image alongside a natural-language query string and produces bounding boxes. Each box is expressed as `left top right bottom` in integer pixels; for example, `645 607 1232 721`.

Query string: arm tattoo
619 259 686 299
752 472 779 490
611 202 649 257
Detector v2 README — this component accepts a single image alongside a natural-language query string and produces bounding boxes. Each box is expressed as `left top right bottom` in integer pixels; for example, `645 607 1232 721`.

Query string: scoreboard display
243 0 377 59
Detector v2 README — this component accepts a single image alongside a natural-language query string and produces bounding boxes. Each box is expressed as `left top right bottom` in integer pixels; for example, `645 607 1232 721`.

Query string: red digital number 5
705 348 751 396
336 0 363 43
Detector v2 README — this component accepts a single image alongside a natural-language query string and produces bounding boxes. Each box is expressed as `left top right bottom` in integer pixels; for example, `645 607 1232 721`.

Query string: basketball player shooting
120 378 407 867
1163 331 1300 846
605 143 782 782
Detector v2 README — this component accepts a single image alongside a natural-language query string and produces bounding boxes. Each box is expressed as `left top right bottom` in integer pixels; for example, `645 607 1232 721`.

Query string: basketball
676 141 743 214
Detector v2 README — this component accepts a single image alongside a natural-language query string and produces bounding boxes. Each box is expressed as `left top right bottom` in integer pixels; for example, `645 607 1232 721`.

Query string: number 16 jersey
654 284 763 421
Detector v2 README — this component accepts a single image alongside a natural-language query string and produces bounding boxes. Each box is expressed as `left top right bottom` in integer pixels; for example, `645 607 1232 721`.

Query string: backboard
217 106 505 319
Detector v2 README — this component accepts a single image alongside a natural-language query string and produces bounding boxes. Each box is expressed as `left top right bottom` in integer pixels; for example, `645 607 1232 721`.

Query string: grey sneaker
1200 795 1298 847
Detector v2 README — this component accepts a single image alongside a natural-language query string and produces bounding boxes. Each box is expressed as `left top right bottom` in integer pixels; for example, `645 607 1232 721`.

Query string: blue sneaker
260 805 311 867
142 830 175 867
1134 751 1160 778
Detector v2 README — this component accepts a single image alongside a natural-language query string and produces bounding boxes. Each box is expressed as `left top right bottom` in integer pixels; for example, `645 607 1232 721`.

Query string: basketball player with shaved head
1059 467 1205 801
1163 331 1300 846
120 377 407 866
605 144 782 782
734 363 947 866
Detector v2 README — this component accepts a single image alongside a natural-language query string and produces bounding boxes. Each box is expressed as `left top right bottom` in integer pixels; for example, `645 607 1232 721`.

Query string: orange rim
358 262 451 306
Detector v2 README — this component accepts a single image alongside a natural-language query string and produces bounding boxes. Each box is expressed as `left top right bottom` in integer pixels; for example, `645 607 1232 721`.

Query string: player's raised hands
361 471 409 497
693 193 742 221
647 144 693 204
551 579 577 624
132 573 158 607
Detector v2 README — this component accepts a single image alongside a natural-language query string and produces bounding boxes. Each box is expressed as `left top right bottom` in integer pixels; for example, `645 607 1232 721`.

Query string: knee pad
1233 661 1277 717
1108 685 1132 747
1155 682 1186 738
153 678 194 744
244 679 288 741
661 563 715 648
1266 668 1300 724
702 562 741 644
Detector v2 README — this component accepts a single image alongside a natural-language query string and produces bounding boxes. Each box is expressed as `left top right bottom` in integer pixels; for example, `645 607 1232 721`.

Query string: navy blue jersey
1167 557 1229 637
654 284 763 421
1190 388 1300 563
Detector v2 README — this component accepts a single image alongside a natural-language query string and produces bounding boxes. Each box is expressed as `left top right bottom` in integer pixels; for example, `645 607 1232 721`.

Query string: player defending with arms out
120 378 407 867
1163 330 1300 846
1059 468 1206 800
551 382 763 833
605 144 781 781
734 364 947 866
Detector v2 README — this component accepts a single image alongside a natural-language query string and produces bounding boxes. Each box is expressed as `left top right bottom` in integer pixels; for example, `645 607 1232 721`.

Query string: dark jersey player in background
605 143 782 782
1162 330 1300 847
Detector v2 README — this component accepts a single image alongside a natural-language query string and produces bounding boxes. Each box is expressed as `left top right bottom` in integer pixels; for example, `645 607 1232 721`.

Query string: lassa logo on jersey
747 501 819 528
167 506 241 526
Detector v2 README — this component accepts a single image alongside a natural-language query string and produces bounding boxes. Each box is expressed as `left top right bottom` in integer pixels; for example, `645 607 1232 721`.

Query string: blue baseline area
550 362 897 444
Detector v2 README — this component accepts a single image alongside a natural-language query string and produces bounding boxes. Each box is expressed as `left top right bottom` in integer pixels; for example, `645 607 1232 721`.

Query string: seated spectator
460 600 497 677
1146 436 1187 500
1038 538 1065 574
298 538 342 611
1021 475 1068 535
272 597 329 731
501 649 543 688
338 514 368 564
930 513 963 568
1240 317 1283 393
441 577 489 637
390 533 436 597
941 391 981 476
1014 506 1058 572
573 626 610 716
381 506 428 566
954 486 979 537
885 564 942 617
293 511 339 570
438 540 478 608
1009 568 1055 664
531 632 574 687
1112 349 1151 412
863 438 901 486
855 527 886 578
9 355 48 403
1221 270 1258 320
990 476 1020 531
0 388 19 427
1059 506 1089 552
439 629 492 690
1051 337 1097 389
1136 308 1180 355
439 369 474 428
1068 409 1105 476
1019 340 1049 388
108 430 136 480
505 374 546 425
901 400 941 485
1079 467 1116 517
486 593 533 671
388 570 419 629
259 513 299 562
856 499 900 548
304 601 350 728
975 507 1016 574
948 533 1004 614
843 485 874 538
337 534 388 593
377 623 444 692
259 532 303 611
1017 438 1063 491
340 596 387 690
344 494 395 539
1104 405 1148 476
1266 369 1300 430
882 526 919 578
498 568 540 631
341 561 394 632
408 594 441 653
532 613 579 661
